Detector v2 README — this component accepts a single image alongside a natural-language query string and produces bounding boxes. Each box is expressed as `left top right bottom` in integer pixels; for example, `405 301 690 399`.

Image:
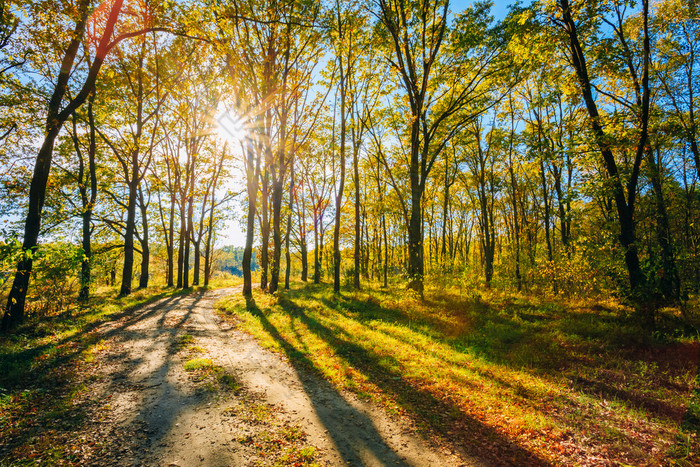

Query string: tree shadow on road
244 295 412 465
0 290 206 463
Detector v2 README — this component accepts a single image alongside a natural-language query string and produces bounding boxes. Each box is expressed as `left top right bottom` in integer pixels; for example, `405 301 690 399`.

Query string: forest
1 0 700 465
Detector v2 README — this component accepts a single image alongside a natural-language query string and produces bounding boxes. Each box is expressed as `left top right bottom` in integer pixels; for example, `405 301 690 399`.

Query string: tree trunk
407 114 424 294
284 216 292 290
192 240 200 286
300 241 308 282
362 207 370 279
383 212 388 288
313 213 321 284
269 174 284 293
139 236 150 289
177 193 185 288
559 0 648 300
184 193 193 289
138 184 149 289
299 193 308 282
204 200 215 287
540 159 556 293
441 165 450 268
353 144 361 290
167 194 175 287
508 159 522 291
77 91 97 302
552 164 570 254
285 163 295 290
260 169 270 290
320 223 325 281
120 159 139 296
243 140 259 298
334 67 347 293
648 148 680 302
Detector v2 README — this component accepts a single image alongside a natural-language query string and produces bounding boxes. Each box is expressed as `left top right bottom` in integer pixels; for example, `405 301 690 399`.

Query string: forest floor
0 286 466 466
2 283 700 465
217 283 700 466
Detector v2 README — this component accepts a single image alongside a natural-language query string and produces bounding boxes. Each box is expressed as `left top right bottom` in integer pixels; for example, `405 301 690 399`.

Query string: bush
27 242 82 317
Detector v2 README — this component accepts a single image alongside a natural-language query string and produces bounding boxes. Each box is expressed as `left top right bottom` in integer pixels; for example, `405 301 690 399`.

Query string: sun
216 110 247 148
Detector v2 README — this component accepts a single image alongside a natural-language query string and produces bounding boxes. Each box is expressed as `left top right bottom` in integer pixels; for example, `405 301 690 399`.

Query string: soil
82 287 471 466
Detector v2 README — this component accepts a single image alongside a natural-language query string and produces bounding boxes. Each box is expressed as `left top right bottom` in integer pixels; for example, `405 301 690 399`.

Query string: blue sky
451 1 530 21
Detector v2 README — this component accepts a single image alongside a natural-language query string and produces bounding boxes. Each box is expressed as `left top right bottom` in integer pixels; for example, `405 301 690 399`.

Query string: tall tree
376 0 509 293
2 0 125 330
553 0 651 306
98 32 164 295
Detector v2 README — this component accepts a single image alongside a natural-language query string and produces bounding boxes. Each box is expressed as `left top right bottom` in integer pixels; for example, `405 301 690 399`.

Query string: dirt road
84 287 469 466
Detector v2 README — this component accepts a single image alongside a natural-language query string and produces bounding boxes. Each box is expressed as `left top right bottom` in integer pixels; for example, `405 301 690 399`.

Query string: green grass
217 282 700 465
184 357 215 372
174 333 195 351
180 342 241 392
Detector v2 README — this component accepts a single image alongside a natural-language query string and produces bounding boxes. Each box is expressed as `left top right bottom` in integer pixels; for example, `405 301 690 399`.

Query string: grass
217 281 700 465
174 333 195 351
176 335 242 392
184 357 215 372
175 331 241 393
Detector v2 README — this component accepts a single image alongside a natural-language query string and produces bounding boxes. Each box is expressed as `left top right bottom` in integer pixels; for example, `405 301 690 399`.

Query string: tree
655 0 700 179
98 31 165 295
2 0 125 331
68 92 98 301
376 0 510 293
554 0 655 310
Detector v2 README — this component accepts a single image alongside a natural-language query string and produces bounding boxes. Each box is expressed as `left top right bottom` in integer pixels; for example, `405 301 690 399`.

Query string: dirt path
85 287 469 466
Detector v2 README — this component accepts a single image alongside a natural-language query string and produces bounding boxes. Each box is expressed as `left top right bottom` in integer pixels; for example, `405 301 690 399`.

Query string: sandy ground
84 287 471 466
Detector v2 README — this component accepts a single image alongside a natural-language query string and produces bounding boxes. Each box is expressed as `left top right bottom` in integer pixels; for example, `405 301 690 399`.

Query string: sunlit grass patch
281 423 304 441
81 340 108 363
184 357 215 372
206 273 244 289
182 354 242 393
218 373 241 391
218 282 700 465
251 402 272 422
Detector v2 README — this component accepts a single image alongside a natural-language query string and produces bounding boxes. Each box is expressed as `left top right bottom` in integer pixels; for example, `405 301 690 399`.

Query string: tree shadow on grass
0 290 208 463
311 288 699 460
247 294 551 466
244 296 412 465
